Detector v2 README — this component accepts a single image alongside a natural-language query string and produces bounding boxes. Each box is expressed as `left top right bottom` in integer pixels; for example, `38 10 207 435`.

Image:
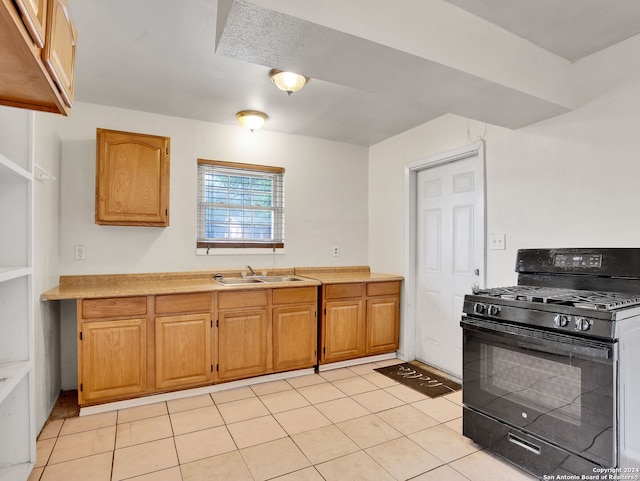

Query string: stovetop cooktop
471 285 640 311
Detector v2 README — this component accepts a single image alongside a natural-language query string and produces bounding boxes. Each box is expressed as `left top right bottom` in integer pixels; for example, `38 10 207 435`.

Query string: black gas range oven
461 248 640 478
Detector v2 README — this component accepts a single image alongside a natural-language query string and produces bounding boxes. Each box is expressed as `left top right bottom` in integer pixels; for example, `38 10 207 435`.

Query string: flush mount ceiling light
236 110 268 132
269 69 308 95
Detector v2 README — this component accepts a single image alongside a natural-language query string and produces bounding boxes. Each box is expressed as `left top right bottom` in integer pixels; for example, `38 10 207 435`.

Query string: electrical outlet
332 246 340 257
489 233 506 250
74 245 86 260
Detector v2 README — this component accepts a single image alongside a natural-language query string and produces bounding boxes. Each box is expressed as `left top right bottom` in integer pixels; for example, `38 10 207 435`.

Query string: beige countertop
295 266 404 284
41 266 403 301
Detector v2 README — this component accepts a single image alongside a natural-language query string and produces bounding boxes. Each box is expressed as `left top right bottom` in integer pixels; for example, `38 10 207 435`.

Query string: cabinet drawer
155 292 212 314
367 281 400 297
82 297 147 319
325 283 363 299
273 287 316 305
218 290 268 309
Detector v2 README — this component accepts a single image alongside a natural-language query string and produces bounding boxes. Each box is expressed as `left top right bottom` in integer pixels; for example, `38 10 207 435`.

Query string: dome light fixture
236 110 268 132
269 69 308 95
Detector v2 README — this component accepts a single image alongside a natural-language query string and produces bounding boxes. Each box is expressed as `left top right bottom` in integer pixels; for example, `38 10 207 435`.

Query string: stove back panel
516 249 640 278
516 249 640 295
518 273 640 295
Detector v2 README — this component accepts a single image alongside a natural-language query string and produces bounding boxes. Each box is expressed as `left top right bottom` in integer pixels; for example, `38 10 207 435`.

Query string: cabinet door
80 318 146 404
366 296 399 355
273 305 316 371
95 129 170 226
43 0 76 107
155 313 212 389
14 0 47 47
322 299 364 363
217 309 269 381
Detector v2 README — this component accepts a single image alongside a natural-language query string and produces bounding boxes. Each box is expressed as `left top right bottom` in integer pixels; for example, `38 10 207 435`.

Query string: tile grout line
35 362 535 481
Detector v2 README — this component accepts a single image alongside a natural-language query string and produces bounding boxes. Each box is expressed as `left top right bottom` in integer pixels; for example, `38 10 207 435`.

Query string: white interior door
413 148 484 378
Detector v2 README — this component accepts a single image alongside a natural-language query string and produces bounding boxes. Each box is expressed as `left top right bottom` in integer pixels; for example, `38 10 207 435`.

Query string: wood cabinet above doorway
1 0 77 115
95 128 170 226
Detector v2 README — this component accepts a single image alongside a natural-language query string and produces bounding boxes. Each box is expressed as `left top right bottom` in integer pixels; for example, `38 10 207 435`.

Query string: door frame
401 141 486 362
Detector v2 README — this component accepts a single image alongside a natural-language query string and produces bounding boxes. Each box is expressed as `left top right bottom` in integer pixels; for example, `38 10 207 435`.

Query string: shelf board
0 152 32 181
0 266 32 283
0 361 32 405
0 461 35 480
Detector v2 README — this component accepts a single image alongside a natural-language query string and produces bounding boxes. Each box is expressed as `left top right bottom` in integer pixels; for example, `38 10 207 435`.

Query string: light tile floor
30 359 537 481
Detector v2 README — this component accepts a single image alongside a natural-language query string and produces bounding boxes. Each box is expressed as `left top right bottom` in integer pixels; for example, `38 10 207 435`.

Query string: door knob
474 269 480 276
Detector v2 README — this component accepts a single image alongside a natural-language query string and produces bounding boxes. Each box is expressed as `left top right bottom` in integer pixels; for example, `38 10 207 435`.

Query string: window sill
196 247 286 256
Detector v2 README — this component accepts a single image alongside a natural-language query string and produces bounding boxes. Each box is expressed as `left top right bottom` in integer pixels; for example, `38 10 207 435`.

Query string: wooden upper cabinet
14 0 47 48
96 128 171 227
0 0 75 114
43 0 76 107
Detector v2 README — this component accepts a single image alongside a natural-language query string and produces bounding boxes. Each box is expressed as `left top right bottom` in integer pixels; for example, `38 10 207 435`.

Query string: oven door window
462 318 616 467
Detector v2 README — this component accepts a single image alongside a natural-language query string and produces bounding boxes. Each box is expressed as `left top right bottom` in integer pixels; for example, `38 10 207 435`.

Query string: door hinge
166 147 169 155
79 331 82 341
80 383 83 392
322 347 326 354
216 364 219 372
323 308 326 315
165 208 168 216
314 310 317 318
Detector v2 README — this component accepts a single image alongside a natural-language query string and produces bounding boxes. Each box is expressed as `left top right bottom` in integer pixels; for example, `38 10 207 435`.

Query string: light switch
489 233 506 250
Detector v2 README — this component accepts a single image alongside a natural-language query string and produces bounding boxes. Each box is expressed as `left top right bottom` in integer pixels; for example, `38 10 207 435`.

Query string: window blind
197 159 285 248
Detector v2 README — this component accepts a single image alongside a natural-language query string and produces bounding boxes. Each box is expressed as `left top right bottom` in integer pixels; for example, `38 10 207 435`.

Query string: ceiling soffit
215 0 570 131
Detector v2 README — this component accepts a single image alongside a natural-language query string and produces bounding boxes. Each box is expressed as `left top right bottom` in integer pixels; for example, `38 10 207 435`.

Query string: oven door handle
516 339 612 360
461 317 614 360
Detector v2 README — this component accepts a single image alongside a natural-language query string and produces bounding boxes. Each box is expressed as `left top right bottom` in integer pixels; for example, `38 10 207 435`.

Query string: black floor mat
374 362 461 398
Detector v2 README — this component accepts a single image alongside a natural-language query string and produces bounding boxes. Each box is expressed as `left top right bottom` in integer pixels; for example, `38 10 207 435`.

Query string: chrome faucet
246 265 257 276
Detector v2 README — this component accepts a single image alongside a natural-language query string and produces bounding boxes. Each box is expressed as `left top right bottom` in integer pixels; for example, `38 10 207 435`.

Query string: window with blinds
197 159 285 248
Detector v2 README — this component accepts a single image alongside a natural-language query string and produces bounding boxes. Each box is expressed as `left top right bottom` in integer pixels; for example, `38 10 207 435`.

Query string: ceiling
68 0 640 146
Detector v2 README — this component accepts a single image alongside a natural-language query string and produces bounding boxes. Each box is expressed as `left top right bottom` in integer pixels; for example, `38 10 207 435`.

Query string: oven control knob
488 305 501 316
575 317 591 331
553 314 569 328
473 303 486 314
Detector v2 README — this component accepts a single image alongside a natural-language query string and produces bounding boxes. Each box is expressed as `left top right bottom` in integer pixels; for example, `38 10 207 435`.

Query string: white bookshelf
0 106 36 480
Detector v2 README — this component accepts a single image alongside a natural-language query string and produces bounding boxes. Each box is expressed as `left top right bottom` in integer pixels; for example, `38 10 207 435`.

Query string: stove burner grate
472 285 640 311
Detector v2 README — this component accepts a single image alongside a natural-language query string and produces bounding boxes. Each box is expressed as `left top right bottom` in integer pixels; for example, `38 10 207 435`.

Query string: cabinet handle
508 433 540 455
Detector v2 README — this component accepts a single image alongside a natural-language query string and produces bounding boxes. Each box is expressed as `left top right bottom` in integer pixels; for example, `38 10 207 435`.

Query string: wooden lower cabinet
217 308 269 381
322 299 365 363
78 293 214 406
77 286 320 404
79 318 147 404
215 286 318 382
320 281 400 364
366 297 400 354
155 313 212 389
273 304 317 371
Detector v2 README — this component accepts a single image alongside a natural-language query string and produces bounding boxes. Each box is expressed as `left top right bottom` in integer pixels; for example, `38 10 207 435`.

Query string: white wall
369 37 640 289
58 102 369 275
53 102 369 389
